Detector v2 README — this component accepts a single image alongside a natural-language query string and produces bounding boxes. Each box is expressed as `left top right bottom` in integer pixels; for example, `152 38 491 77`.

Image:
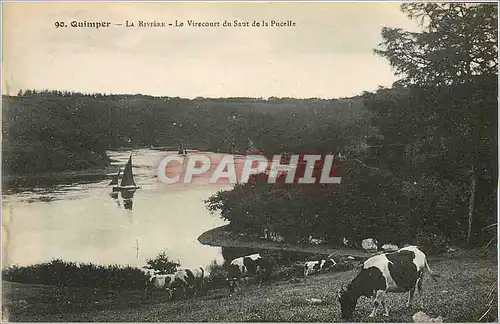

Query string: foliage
205 3 497 248
145 252 180 274
413 229 450 255
374 3 497 86
3 92 368 175
204 260 228 290
2 259 147 289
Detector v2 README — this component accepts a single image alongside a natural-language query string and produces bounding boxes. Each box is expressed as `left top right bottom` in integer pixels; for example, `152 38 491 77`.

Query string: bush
2 259 147 289
205 260 228 290
414 230 450 255
145 252 180 274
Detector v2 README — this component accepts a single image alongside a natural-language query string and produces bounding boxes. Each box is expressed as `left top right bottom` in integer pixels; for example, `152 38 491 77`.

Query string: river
2 148 234 271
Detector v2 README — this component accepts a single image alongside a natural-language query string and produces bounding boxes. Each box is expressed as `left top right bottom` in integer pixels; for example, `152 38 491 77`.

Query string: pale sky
2 2 421 99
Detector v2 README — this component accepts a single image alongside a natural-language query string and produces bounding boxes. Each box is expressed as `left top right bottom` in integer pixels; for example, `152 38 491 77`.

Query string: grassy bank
198 225 375 259
3 249 496 322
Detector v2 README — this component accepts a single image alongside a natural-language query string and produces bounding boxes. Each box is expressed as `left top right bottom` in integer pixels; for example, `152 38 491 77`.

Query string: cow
227 253 273 293
337 245 439 319
144 273 177 300
303 259 336 279
172 267 205 298
191 267 205 296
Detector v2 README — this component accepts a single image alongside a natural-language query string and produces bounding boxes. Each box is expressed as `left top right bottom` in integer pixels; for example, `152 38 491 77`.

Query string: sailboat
178 142 188 155
109 155 141 192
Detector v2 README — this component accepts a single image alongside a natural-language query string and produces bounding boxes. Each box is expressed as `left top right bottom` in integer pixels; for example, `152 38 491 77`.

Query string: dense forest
206 3 498 249
2 91 364 174
2 3 496 248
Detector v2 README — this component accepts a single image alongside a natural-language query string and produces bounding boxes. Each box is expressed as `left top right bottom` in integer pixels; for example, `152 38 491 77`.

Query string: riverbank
197 225 374 258
2 167 119 190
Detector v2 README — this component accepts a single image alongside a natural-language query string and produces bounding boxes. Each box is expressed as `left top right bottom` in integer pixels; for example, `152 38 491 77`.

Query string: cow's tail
424 259 440 282
200 267 205 290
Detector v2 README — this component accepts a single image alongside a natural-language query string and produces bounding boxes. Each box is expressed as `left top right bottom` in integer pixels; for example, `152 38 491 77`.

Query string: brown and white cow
227 253 273 293
337 246 439 319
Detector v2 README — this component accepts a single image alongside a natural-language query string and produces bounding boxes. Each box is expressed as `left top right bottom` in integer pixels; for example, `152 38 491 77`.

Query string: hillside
2 249 496 322
2 92 367 176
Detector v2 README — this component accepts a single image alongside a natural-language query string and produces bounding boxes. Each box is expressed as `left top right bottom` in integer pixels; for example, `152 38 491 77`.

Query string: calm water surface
2 149 233 271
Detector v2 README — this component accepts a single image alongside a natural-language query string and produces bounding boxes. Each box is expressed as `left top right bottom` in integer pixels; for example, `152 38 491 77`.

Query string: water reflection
109 189 136 210
3 149 230 270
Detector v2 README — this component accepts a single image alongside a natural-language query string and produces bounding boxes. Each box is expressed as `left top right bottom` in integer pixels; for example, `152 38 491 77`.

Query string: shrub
2 259 147 290
145 252 180 274
413 230 450 255
205 260 228 290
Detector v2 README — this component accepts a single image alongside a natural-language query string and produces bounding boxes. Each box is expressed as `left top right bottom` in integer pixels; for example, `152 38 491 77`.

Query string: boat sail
110 155 140 191
108 169 122 186
178 142 187 155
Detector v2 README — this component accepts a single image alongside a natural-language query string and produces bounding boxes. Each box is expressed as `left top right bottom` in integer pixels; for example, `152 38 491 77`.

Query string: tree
373 3 497 245
374 3 497 86
145 252 180 274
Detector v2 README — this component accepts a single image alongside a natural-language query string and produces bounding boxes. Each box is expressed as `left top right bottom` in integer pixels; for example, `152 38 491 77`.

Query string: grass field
2 249 497 322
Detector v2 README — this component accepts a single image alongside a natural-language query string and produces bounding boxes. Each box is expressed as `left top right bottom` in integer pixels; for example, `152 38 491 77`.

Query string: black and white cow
143 267 204 300
172 267 205 298
143 272 177 299
337 245 439 319
227 253 273 293
303 259 336 279
185 267 205 297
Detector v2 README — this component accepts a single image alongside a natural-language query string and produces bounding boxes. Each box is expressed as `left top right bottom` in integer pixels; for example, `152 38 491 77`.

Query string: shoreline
2 167 119 186
197 224 374 258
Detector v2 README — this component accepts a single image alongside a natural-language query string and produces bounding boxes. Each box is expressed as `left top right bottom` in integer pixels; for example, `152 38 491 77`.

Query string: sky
2 2 421 99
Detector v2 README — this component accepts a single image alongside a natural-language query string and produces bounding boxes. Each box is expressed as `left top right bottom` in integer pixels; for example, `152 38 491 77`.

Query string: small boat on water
109 155 141 192
178 142 188 155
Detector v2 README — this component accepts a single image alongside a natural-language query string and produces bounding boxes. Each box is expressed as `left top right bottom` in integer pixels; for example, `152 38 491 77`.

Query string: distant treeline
3 89 366 175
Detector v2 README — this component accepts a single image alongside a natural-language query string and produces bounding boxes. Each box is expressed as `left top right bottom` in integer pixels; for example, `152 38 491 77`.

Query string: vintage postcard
1 1 497 322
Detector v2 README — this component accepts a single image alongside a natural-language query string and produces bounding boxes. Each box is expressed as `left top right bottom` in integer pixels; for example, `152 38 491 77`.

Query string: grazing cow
144 273 177 299
171 267 205 298
337 246 439 319
303 259 336 279
187 267 205 297
227 253 273 293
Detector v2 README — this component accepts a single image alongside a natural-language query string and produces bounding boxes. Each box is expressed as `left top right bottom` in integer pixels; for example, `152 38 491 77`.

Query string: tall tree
373 3 497 245
375 3 497 86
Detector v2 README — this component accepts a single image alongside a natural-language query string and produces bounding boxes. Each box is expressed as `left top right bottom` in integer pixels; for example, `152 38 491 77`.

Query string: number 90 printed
54 21 112 29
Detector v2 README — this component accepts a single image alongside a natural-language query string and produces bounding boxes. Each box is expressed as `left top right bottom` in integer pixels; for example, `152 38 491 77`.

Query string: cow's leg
369 291 385 318
235 278 241 292
381 293 389 317
167 289 174 301
406 287 416 308
259 273 269 289
417 273 424 308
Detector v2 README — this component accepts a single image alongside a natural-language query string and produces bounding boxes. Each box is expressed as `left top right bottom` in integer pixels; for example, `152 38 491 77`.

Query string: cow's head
227 278 237 293
337 284 357 319
323 259 336 270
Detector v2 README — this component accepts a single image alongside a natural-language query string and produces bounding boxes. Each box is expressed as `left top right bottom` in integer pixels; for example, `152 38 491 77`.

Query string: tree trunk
467 169 477 246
